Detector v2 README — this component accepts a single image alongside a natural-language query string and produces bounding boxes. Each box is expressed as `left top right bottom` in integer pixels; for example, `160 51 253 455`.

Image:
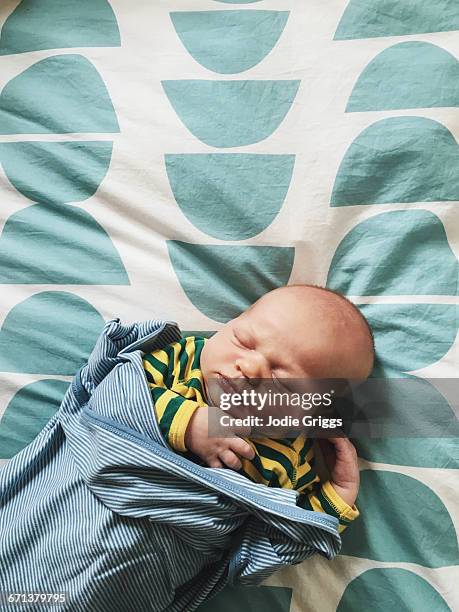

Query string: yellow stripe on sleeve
291 433 307 453
171 341 181 375
154 389 180 421
307 491 324 513
169 400 201 452
295 462 319 490
321 480 360 521
257 438 297 463
143 359 166 387
153 349 170 369
257 455 294 489
240 457 271 487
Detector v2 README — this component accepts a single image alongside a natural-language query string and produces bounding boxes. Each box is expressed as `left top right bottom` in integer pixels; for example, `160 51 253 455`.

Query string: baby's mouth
206 374 243 406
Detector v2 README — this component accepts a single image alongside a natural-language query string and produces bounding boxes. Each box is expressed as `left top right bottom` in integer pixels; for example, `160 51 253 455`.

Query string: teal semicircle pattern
167 241 294 322
161 80 300 148
165 154 294 239
0 379 69 459
331 117 459 205
327 210 458 296
334 0 459 39
0 203 129 284
358 304 458 377
351 375 459 468
347 42 459 112
337 568 451 612
0 141 113 204
170 11 289 74
0 291 105 374
340 470 459 567
0 0 120 55
355 438 459 470
0 54 119 134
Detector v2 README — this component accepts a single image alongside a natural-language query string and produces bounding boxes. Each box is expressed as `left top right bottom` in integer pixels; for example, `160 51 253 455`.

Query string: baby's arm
297 438 360 533
149 385 201 452
150 386 255 466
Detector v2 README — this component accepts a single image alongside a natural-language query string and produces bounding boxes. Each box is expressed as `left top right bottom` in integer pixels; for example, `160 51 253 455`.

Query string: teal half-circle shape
340 470 458 567
0 0 120 55
0 203 129 284
197 586 292 612
167 241 294 322
355 438 459 470
350 375 459 468
0 379 69 459
161 80 300 148
331 117 459 206
327 210 458 296
359 304 458 376
165 154 294 239
0 54 119 134
337 568 451 612
347 42 459 112
0 141 113 204
170 11 289 74
334 0 459 39
0 291 105 374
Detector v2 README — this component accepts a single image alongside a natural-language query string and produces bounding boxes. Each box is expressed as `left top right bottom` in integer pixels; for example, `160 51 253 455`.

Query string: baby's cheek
199 344 209 375
200 340 217 377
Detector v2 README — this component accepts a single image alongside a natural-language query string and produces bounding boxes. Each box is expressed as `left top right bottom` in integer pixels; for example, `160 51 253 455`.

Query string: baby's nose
235 352 271 380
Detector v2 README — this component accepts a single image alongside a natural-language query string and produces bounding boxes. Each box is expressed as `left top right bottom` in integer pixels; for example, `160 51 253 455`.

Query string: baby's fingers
208 457 224 469
328 437 358 463
229 437 255 461
219 449 242 471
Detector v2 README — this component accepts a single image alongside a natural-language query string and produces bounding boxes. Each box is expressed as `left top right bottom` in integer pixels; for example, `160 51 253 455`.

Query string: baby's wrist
329 481 358 507
184 410 198 452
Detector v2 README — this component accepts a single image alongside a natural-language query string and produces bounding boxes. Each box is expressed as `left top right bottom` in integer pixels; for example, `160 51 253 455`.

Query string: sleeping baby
142 284 375 533
0 283 374 611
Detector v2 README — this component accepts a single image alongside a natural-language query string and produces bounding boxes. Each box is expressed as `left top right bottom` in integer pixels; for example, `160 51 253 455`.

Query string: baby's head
200 284 374 403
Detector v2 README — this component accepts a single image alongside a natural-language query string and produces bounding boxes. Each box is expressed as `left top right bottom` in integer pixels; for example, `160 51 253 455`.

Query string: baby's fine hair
276 283 376 357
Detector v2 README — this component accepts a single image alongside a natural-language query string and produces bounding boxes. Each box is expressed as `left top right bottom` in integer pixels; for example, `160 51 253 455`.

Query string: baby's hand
318 437 360 507
184 406 255 469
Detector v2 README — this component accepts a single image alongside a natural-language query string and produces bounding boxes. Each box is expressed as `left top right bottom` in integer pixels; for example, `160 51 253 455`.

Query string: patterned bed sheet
0 1 457 611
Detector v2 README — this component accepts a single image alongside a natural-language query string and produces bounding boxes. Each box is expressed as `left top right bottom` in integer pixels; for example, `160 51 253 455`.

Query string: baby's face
200 287 373 405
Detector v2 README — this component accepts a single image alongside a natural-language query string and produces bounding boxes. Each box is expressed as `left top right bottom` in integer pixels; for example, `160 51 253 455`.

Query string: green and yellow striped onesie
142 336 359 533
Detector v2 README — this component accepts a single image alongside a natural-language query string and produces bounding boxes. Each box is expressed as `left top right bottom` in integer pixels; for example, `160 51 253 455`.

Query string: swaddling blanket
0 318 340 612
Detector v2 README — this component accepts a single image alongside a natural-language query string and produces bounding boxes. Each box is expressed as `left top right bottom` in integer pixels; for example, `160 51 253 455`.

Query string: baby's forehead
244 293 316 339
249 288 340 322
247 289 367 351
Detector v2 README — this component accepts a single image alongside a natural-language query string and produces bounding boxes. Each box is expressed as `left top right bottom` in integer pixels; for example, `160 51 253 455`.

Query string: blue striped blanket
0 319 340 611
